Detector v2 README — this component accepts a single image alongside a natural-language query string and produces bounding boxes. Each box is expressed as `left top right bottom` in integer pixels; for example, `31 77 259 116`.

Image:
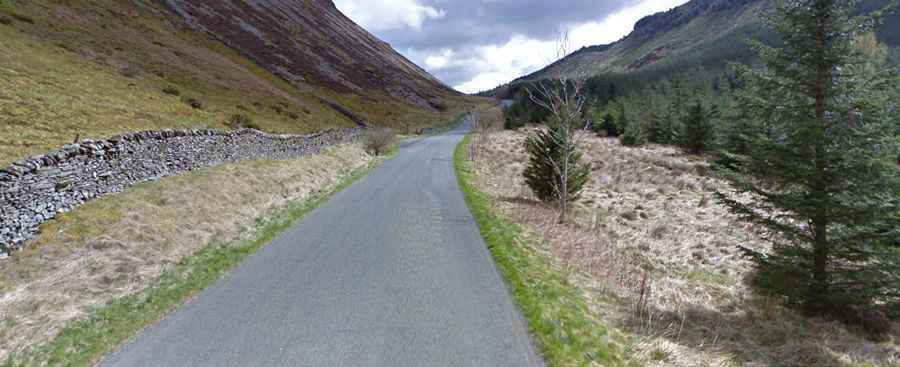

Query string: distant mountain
513 0 898 84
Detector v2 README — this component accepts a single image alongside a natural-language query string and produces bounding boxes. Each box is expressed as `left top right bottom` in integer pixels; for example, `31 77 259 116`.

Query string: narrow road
100 119 543 367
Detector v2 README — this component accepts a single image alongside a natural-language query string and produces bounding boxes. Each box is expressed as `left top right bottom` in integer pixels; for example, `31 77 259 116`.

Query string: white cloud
424 49 453 69
335 0 690 93
334 0 446 31
449 0 689 93
568 0 690 45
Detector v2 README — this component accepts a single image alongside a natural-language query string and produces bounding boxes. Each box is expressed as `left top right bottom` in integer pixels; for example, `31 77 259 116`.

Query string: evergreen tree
646 109 665 144
657 106 678 145
717 0 900 318
648 77 687 145
598 112 620 137
524 41 593 223
524 121 591 204
714 95 760 169
680 98 716 154
719 100 757 156
646 93 667 144
668 76 687 122
618 106 646 146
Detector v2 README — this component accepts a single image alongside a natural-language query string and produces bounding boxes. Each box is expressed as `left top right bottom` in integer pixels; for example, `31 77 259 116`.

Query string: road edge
3 152 394 367
453 133 634 367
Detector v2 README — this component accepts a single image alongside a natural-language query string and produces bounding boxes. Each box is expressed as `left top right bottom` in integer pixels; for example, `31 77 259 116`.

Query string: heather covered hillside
0 0 470 166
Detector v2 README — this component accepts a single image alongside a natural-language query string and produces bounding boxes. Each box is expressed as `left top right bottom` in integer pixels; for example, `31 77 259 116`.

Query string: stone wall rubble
0 127 363 256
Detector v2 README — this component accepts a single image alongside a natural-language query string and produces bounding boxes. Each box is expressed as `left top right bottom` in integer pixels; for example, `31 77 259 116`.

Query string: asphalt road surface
100 118 544 367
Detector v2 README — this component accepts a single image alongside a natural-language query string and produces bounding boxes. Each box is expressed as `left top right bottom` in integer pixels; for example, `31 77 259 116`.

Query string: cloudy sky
334 0 689 93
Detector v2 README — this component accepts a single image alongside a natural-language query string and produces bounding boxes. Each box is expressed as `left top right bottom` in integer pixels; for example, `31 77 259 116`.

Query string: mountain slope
522 0 764 80
518 0 898 82
158 0 452 112
0 0 467 166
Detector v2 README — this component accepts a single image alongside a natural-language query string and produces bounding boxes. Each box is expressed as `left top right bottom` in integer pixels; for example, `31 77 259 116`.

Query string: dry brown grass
0 143 374 361
0 1 478 166
468 128 900 367
467 106 506 163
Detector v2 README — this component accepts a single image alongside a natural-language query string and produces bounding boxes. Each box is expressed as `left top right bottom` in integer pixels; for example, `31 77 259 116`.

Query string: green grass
2 155 389 367
0 0 475 166
453 134 635 367
681 267 736 287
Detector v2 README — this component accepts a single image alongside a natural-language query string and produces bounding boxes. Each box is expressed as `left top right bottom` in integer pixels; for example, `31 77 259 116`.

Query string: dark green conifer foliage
717 0 900 318
680 98 716 154
646 109 666 144
523 122 591 204
618 106 647 146
598 112 620 137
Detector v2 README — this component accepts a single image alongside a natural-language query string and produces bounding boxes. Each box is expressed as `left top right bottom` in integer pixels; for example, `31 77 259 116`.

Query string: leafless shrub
476 106 505 132
468 107 505 162
525 33 592 223
364 129 395 156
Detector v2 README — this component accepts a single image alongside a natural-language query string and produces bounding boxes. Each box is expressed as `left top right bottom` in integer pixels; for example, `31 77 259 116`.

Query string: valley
0 0 472 166
1 0 898 366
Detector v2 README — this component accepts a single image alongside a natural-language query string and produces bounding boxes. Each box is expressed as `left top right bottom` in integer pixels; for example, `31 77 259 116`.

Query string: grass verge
453 134 634 367
2 154 389 367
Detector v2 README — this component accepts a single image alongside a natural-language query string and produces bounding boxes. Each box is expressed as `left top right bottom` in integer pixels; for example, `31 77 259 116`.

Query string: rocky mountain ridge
515 0 897 84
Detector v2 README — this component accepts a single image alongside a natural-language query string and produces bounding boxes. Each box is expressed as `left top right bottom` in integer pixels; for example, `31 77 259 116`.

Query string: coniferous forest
502 0 900 327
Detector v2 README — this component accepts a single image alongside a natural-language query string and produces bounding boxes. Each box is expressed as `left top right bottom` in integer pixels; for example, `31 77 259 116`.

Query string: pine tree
524 34 593 223
649 77 686 145
524 121 591 205
646 109 665 144
680 98 716 154
715 96 760 169
717 0 900 318
618 105 646 147
668 76 687 124
593 111 620 137
720 99 757 157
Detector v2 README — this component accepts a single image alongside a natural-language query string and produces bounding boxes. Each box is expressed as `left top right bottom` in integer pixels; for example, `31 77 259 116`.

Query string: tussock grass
0 143 385 365
466 129 900 366
455 134 634 367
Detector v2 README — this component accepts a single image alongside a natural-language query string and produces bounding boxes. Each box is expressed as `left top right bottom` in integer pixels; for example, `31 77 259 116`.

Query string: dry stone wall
0 127 363 256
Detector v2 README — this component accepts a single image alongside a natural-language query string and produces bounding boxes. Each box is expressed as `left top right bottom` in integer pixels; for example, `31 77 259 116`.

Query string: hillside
515 0 898 83
158 0 453 114
0 0 468 166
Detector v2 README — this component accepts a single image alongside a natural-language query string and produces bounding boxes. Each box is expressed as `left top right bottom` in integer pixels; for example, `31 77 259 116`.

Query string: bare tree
525 33 591 223
467 108 482 161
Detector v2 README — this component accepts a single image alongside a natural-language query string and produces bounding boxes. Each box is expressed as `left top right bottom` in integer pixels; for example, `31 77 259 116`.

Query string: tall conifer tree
717 0 900 316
